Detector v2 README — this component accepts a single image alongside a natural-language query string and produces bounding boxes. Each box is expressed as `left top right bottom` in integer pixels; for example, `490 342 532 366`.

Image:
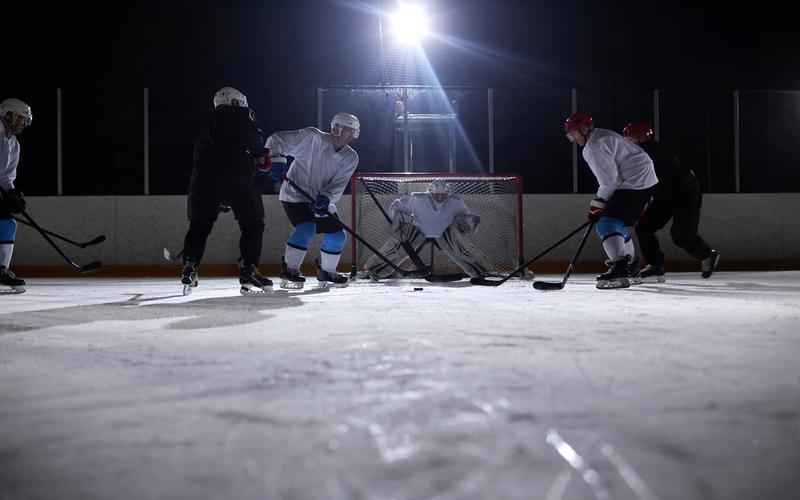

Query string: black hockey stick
532 221 594 291
358 177 429 271
470 220 592 286
13 216 106 248
0 186 102 273
283 177 429 277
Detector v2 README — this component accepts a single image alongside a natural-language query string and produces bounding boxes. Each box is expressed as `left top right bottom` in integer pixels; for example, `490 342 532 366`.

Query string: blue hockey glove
270 156 288 184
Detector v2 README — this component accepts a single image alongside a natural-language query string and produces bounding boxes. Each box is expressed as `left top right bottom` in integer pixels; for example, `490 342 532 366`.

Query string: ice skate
701 250 720 279
596 258 631 289
317 267 349 288
0 266 26 294
239 263 273 295
181 261 198 296
639 264 666 283
280 259 305 290
628 256 643 285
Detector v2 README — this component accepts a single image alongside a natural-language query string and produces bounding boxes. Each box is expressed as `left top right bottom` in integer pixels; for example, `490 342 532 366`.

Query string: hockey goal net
350 173 524 277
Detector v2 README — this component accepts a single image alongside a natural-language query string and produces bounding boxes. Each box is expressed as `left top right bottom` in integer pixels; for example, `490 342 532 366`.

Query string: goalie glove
454 213 481 235
587 197 606 222
392 210 414 231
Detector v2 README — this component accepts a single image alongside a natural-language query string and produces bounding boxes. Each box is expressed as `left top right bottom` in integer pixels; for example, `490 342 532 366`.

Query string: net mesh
352 174 523 276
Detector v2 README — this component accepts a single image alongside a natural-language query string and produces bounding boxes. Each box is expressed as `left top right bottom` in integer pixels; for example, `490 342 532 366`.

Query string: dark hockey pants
636 171 712 268
183 176 265 266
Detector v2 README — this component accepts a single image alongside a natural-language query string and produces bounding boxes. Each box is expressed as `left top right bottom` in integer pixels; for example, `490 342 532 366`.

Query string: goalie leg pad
439 227 492 278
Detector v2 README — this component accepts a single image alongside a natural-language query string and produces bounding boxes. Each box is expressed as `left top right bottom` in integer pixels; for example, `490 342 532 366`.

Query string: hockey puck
413 287 424 291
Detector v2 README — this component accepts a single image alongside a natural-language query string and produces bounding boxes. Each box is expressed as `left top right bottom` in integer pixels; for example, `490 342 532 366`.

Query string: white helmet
331 112 360 139
213 87 248 108
427 179 450 195
0 98 33 126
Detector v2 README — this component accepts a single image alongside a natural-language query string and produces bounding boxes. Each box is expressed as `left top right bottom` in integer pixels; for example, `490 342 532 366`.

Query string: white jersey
266 127 359 211
582 128 658 201
390 192 470 238
0 120 21 191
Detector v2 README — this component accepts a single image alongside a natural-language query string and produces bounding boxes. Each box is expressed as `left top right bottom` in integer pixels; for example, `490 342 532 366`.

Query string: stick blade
533 280 564 291
425 273 466 283
469 276 505 287
79 261 103 273
84 235 106 247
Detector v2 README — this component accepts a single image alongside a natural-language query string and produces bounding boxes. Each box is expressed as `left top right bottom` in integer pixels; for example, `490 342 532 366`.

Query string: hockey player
266 113 360 289
0 98 33 293
364 180 491 281
564 112 658 289
623 121 719 281
180 87 272 295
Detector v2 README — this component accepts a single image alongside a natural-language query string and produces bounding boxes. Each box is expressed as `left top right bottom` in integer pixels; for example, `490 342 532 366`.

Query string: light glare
390 4 430 45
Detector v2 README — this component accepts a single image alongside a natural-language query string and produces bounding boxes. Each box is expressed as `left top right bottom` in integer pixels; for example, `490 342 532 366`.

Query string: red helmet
564 112 593 133
623 121 653 142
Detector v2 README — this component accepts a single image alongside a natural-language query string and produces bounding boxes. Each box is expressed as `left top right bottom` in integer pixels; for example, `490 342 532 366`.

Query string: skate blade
629 276 643 286
280 279 305 290
641 275 666 284
182 284 194 296
317 280 348 289
240 285 273 296
596 278 631 289
0 286 26 294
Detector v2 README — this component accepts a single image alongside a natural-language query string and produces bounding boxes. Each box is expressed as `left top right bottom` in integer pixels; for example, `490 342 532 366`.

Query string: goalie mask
427 179 451 204
213 87 248 108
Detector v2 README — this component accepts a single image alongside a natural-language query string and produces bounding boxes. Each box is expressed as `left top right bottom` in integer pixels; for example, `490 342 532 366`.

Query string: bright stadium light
390 3 430 46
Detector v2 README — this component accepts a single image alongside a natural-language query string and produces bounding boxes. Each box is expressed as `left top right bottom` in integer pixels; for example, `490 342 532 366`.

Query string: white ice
1 272 800 500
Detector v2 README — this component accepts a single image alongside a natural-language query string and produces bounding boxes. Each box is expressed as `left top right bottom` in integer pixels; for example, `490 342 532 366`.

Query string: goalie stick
13 216 105 248
470 220 592 286
532 221 594 291
283 177 429 278
0 186 102 273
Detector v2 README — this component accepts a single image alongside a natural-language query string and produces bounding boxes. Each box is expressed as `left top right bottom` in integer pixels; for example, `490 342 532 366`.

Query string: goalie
364 180 493 281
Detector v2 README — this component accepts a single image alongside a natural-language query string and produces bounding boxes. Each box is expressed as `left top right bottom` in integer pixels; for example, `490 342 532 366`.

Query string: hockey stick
283 177 429 277
0 186 102 273
13 216 106 248
358 177 429 271
470 220 592 286
532 221 594 291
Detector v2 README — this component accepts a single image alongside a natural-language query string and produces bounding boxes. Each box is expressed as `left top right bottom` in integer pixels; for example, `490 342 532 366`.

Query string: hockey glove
454 213 481 235
587 197 606 222
314 194 331 216
2 188 26 214
270 155 288 184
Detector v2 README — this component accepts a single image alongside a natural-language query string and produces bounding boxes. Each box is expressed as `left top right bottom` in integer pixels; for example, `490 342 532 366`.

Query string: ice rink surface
1 271 799 500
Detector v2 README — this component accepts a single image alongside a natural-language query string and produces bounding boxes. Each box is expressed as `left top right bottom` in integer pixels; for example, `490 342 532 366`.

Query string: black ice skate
239 263 273 295
181 261 198 296
280 259 306 290
701 250 720 279
317 267 349 288
596 258 631 289
639 264 666 283
0 266 26 294
628 256 642 285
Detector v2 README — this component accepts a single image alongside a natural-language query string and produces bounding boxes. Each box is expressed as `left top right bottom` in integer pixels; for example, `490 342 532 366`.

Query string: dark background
4 1 799 195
